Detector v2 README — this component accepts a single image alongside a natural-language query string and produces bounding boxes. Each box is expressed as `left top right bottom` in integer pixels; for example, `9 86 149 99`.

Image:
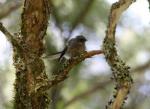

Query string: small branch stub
0 22 20 47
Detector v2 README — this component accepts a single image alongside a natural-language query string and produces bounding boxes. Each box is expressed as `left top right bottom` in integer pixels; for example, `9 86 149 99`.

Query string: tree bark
13 0 50 108
103 0 134 109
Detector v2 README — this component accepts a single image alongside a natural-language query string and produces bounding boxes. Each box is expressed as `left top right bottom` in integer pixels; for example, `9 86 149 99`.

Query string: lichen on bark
13 0 51 108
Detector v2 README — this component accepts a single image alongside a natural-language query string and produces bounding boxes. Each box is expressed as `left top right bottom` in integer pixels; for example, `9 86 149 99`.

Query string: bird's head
76 35 87 42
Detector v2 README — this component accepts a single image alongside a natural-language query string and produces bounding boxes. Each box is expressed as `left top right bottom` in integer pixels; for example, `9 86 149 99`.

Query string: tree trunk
13 0 50 108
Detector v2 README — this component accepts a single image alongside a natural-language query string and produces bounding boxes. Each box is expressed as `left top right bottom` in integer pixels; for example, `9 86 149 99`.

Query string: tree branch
0 0 22 19
36 50 103 92
103 0 135 109
0 22 19 47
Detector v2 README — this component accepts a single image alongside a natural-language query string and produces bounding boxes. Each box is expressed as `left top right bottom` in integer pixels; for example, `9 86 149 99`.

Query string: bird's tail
42 52 62 60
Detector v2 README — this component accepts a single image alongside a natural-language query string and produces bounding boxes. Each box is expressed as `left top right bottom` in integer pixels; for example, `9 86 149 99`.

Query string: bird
43 35 87 62
59 35 87 61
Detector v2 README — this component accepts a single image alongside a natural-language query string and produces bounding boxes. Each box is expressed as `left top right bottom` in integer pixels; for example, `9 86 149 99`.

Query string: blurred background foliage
0 0 150 109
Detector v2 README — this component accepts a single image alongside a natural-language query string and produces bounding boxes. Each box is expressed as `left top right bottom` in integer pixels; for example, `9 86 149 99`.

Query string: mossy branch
36 50 103 93
103 0 135 109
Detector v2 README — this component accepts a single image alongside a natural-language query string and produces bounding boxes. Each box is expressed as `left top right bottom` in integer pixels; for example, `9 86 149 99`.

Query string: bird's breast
67 43 85 57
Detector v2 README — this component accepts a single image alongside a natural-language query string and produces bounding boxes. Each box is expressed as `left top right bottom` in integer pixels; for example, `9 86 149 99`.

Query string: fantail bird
43 35 87 62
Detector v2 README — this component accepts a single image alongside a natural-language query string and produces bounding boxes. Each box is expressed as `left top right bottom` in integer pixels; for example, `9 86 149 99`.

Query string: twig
0 22 19 47
36 50 103 93
103 0 135 109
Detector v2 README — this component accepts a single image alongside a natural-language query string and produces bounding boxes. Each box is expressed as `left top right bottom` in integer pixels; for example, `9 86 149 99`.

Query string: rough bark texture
103 0 135 109
14 0 50 109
